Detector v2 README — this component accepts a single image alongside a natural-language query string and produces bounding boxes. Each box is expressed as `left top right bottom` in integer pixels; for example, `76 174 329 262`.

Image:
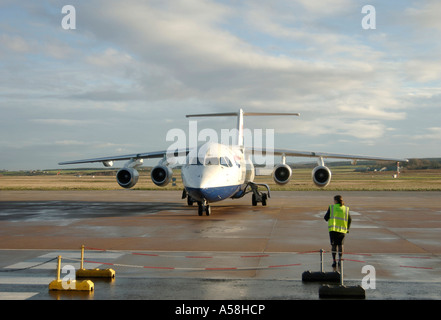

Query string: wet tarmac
0 190 440 302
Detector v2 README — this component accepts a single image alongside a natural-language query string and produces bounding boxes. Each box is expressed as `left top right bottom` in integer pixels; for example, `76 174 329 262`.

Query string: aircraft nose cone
189 174 215 200
182 165 238 203
189 188 211 202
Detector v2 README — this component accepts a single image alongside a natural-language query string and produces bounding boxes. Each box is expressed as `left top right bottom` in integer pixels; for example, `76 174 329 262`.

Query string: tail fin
186 109 300 147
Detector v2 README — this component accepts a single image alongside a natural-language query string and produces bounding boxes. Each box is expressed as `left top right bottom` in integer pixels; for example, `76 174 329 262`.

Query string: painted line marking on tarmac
0 292 39 300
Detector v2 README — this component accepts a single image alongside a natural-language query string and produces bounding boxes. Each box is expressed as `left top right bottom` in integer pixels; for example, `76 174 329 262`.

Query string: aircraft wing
58 149 190 166
249 148 408 163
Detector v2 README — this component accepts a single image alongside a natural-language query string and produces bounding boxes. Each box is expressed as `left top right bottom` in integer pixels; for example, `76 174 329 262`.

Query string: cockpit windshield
204 157 219 166
188 155 234 167
220 157 232 167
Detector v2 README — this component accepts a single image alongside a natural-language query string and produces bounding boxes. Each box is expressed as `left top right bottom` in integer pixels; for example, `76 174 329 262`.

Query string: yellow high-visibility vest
328 204 349 233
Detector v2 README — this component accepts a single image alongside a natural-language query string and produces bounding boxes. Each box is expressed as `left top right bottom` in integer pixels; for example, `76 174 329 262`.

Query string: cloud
295 0 354 16
31 119 103 126
54 140 87 146
337 103 406 121
0 0 436 169
74 0 402 125
413 127 441 140
405 0 441 32
269 116 386 140
0 34 31 53
405 59 441 83
86 48 134 68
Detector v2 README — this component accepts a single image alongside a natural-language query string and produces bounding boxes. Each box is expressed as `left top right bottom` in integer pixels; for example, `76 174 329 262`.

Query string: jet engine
151 165 173 187
272 163 292 185
116 167 139 189
312 165 332 188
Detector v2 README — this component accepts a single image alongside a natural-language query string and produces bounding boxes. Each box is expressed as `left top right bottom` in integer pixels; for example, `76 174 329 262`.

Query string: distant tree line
286 158 441 172
404 158 441 170
353 158 441 172
2 158 441 175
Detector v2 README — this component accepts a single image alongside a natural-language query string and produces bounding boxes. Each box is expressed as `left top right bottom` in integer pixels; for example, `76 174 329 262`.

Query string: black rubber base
302 271 341 283
319 284 366 299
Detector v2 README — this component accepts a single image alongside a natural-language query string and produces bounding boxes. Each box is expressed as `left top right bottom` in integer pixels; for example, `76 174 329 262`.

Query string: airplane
59 109 408 216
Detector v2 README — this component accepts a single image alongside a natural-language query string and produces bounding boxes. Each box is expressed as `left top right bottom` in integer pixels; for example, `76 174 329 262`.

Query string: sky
0 0 440 170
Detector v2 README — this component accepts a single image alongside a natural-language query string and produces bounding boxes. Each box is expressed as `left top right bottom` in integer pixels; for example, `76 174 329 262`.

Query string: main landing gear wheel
261 193 267 206
252 194 257 206
251 191 268 206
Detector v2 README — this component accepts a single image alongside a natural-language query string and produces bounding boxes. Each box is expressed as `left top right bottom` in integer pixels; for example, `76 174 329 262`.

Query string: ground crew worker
324 195 351 267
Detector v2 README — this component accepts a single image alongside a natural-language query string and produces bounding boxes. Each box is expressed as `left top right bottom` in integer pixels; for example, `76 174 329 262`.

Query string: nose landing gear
197 201 211 216
182 189 211 216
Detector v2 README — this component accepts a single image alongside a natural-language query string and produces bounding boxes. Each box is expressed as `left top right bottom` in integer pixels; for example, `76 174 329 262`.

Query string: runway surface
0 190 440 301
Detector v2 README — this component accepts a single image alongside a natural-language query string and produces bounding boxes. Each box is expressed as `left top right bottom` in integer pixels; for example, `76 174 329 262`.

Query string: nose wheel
197 202 211 216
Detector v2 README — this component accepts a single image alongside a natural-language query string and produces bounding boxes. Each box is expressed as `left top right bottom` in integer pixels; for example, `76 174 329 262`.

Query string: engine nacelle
116 167 139 189
312 165 332 188
151 165 173 187
102 161 114 167
272 163 292 185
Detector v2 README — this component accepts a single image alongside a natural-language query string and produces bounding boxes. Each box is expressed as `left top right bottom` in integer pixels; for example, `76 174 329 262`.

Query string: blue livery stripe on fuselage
186 184 242 203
